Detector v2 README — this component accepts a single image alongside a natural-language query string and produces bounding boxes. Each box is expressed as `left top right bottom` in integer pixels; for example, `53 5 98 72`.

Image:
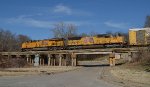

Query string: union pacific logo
83 37 94 43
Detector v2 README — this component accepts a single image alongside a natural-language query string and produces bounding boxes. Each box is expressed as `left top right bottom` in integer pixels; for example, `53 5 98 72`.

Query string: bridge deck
0 48 137 55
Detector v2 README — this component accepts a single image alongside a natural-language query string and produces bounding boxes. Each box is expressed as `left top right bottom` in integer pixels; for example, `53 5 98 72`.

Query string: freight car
21 35 126 51
129 28 150 46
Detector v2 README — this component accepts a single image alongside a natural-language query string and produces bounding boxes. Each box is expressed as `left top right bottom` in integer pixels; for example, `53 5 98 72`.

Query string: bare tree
0 29 16 51
17 35 30 43
66 24 77 38
52 22 77 38
16 34 31 50
0 28 31 51
51 22 77 47
52 22 66 38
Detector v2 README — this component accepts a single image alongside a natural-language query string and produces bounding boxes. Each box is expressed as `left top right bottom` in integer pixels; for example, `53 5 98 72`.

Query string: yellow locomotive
22 38 64 50
22 35 125 51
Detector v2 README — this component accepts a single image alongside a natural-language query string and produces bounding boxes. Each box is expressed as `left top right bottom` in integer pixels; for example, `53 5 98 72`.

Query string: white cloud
53 4 72 15
7 16 54 28
5 16 89 28
18 13 43 19
104 21 128 29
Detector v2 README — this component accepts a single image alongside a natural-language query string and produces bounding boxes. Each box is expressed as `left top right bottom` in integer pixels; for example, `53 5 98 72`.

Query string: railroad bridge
0 48 138 66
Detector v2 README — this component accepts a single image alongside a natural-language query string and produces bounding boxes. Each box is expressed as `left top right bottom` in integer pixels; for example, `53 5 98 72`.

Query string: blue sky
0 0 150 40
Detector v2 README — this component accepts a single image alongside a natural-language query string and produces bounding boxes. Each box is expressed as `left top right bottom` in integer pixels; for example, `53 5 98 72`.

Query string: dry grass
111 67 150 85
0 66 80 76
131 48 150 66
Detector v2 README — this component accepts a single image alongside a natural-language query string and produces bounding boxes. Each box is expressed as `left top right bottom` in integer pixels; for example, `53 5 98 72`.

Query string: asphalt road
0 67 121 87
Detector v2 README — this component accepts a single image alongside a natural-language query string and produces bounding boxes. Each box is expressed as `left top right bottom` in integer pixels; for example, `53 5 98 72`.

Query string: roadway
0 66 121 87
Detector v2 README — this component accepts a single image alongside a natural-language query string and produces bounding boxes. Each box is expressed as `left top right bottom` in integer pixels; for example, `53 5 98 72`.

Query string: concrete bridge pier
59 54 62 66
39 57 42 66
42 58 44 66
52 58 54 66
25 55 34 65
50 54 55 66
46 54 74 66
50 57 53 66
53 57 56 66
32 57 34 65
60 54 67 66
34 54 40 66
109 52 116 66
64 54 70 66
26 55 32 64
26 55 29 64
29 56 31 64
53 55 56 66
71 53 77 66
31 55 35 65
40 54 49 66
48 54 51 66
63 54 67 66
128 52 132 62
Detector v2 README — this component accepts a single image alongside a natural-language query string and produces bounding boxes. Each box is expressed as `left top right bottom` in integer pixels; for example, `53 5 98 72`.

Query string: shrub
131 47 150 66
0 54 27 68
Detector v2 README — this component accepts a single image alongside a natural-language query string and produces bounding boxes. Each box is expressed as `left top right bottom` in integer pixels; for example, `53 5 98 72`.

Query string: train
21 35 125 51
21 28 150 51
